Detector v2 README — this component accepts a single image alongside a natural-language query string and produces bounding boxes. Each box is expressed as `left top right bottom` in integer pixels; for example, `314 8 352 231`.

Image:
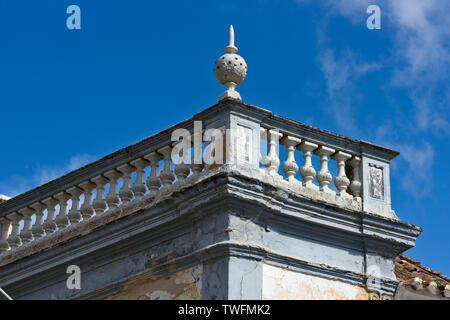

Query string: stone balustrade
0 141 200 254
260 126 361 202
0 100 400 260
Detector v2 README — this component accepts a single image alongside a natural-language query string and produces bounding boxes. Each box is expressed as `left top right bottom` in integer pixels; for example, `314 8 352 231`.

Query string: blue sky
0 1 449 275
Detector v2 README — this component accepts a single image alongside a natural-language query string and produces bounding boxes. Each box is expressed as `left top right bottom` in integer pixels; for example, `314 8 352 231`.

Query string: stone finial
214 25 247 102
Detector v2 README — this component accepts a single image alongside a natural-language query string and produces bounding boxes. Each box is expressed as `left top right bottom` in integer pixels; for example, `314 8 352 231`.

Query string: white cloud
0 154 97 198
374 121 435 198
318 47 382 135
398 142 435 197
296 0 450 197
305 0 450 133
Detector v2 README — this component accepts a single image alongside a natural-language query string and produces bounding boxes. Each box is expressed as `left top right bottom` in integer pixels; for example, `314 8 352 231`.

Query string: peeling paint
262 264 369 300
105 265 202 300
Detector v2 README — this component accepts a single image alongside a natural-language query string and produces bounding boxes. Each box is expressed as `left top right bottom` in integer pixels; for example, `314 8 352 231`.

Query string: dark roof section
395 254 450 290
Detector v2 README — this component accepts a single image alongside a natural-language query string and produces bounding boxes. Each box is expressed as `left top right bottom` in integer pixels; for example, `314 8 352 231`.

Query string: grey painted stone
0 170 420 299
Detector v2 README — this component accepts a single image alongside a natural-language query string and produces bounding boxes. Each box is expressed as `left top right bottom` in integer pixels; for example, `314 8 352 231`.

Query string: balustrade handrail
0 102 229 218
0 99 400 258
0 100 400 219
227 101 399 162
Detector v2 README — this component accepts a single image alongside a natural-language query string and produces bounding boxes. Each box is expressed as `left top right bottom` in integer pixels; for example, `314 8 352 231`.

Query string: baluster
144 152 162 196
331 151 352 198
79 181 96 220
55 192 71 229
348 156 362 199
105 170 122 208
191 162 204 176
263 129 283 177
190 132 204 175
299 141 319 189
67 186 83 223
7 212 23 248
259 128 267 174
314 146 335 193
174 142 191 182
18 207 34 243
92 175 108 214
158 146 175 190
0 218 12 252
280 136 302 182
42 197 58 234
30 203 46 239
130 159 149 198
118 164 135 203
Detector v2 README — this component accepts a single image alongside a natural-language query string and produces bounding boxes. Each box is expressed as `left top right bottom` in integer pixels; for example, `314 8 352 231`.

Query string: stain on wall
105 265 202 300
262 264 369 300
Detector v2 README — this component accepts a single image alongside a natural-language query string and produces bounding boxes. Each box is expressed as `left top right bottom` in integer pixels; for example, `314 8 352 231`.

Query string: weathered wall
105 265 202 300
262 264 370 300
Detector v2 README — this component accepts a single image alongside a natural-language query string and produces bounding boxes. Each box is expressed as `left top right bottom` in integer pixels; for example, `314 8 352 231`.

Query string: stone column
299 141 319 189
54 192 71 228
263 129 283 177
332 151 352 199
79 181 96 220
30 202 46 239
118 164 135 203
42 197 58 234
144 152 163 196
158 146 175 191
0 218 12 252
348 156 362 199
92 175 109 214
314 146 335 193
19 207 34 244
105 170 122 209
280 136 302 183
7 212 23 249
67 186 84 223
130 159 149 198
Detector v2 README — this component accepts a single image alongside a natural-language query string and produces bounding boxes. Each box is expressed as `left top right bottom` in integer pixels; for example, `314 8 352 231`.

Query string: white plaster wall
262 264 369 300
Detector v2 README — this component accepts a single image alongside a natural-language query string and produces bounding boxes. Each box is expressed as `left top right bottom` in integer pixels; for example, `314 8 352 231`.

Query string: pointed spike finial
229 25 235 47
225 25 238 53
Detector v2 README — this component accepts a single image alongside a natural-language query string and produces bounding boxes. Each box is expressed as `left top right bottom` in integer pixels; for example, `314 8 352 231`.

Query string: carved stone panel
369 164 384 200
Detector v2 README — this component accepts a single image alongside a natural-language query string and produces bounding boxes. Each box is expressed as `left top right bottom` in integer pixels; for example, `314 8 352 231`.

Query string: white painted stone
263 130 283 178
331 151 352 199
298 141 319 190
214 26 247 101
280 136 302 183
117 164 135 203
314 145 335 194
144 152 163 195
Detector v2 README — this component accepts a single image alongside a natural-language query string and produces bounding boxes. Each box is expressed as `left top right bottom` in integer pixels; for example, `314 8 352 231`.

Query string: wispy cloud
398 142 434 197
296 0 450 198
375 121 435 198
0 154 97 198
318 48 382 135
308 0 450 134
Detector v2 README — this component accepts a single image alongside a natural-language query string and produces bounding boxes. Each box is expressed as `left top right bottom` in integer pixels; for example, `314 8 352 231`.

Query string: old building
0 26 448 300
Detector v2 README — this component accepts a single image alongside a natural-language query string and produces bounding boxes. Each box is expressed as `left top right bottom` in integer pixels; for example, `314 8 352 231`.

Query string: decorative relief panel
369 164 384 200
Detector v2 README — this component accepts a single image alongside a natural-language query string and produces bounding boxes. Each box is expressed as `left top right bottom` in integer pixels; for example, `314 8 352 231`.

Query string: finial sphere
214 25 247 101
